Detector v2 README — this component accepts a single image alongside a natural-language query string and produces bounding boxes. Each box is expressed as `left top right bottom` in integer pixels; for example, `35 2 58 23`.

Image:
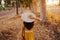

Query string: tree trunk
40 0 47 20
59 0 60 6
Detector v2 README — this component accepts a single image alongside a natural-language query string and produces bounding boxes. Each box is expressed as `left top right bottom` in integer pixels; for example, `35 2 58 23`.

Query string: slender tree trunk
59 0 60 6
16 0 18 15
40 0 47 20
0 0 1 5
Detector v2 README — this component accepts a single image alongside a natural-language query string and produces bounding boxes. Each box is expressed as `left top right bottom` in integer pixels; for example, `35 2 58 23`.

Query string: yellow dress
24 27 35 40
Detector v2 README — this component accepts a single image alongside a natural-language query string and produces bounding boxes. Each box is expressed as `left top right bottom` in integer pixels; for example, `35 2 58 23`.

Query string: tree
0 0 1 5
19 0 32 7
40 0 47 21
5 0 11 4
59 0 60 6
5 0 11 7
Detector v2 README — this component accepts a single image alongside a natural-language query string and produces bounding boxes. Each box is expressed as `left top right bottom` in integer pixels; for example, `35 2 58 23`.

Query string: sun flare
46 0 59 5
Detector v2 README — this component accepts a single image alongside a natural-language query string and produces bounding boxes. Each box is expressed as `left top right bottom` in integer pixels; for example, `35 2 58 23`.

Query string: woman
21 10 41 40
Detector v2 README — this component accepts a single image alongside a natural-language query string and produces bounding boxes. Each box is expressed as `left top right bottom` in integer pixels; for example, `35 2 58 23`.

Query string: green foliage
19 0 32 7
5 0 11 4
0 6 5 10
0 0 32 7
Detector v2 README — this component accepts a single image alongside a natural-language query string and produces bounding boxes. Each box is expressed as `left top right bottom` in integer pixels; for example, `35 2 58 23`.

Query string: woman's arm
34 17 42 21
29 15 42 21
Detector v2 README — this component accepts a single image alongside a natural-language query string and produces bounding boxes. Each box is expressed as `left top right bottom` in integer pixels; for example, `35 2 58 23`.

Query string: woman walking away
21 10 42 40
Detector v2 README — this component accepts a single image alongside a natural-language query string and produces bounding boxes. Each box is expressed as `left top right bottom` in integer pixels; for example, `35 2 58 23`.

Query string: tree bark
59 0 60 6
16 0 18 15
40 0 47 20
